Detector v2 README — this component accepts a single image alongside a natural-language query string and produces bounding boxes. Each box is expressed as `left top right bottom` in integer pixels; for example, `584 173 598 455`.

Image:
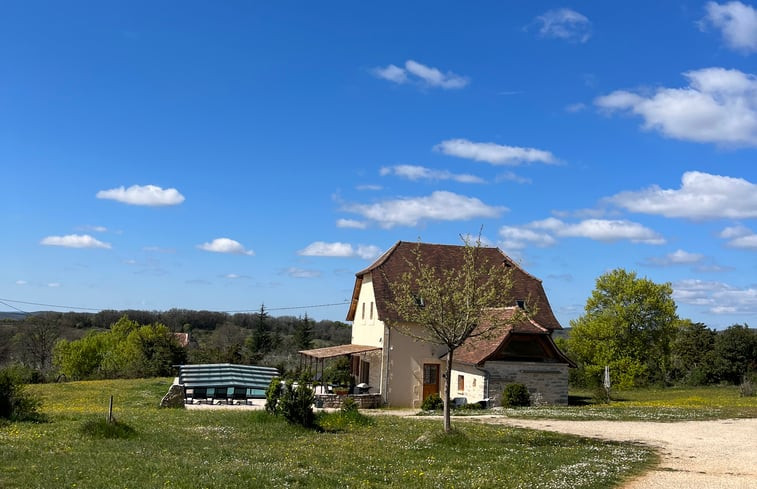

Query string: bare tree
385 236 523 432
16 314 60 372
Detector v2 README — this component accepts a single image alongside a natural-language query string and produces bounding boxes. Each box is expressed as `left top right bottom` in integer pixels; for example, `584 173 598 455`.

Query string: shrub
421 393 442 411
340 396 358 414
0 367 43 422
279 380 316 429
80 418 136 439
501 383 531 408
265 377 283 415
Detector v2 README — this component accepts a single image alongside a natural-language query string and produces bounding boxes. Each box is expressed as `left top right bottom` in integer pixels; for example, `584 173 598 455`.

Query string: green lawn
0 378 656 489
495 386 757 421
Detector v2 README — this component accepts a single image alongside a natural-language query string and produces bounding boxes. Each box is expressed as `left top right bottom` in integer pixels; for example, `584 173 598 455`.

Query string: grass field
494 386 757 421
0 378 656 489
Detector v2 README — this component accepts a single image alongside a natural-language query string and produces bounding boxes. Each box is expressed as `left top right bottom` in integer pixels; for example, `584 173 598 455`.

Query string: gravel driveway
474 417 757 489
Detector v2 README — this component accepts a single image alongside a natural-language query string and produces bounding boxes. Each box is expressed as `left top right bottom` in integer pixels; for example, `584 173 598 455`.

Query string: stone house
301 241 574 408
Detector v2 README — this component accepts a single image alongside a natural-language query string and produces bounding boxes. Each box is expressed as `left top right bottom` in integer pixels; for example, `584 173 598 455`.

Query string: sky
1 1 756 329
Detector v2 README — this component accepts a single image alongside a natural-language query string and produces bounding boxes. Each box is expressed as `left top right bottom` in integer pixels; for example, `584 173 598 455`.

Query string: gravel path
467 416 757 489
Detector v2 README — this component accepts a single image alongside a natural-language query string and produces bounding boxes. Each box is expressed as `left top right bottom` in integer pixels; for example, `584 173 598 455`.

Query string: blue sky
2 1 756 328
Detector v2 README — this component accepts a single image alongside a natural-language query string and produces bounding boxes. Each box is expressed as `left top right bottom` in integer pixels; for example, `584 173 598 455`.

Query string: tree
712 324 757 384
384 237 518 433
14 314 60 373
248 304 273 360
567 269 679 388
294 314 314 350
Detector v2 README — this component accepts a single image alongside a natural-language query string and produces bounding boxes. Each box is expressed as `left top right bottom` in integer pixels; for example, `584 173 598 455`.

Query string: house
300 241 574 408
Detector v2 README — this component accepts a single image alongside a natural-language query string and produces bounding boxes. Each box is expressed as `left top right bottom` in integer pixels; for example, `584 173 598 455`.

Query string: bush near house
501 383 531 407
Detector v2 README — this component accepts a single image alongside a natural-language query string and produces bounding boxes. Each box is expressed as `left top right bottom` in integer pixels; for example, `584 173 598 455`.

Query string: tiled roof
454 307 550 365
346 241 562 330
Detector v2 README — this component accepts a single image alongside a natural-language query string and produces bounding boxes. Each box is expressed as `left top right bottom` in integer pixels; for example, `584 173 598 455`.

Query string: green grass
496 386 757 421
0 378 656 489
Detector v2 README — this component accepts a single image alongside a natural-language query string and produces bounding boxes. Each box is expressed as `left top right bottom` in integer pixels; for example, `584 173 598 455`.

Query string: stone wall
484 361 569 405
315 394 382 409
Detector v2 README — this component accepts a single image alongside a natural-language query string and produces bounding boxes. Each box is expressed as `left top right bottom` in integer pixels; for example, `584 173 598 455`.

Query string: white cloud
535 218 666 244
702 1 757 53
299 242 354 257
336 218 368 229
40 234 111 249
495 171 532 184
372 60 469 89
344 191 506 228
15 280 27 286
78 225 108 233
435 138 557 165
47 282 61 288
674 279 757 314
645 249 705 266
499 226 556 250
96 184 185 206
285 267 321 279
222 273 250 280
380 165 485 184
197 238 254 256
356 244 381 260
608 171 757 219
498 217 664 250
372 64 408 84
534 8 592 43
356 184 382 191
720 226 757 248
595 68 757 146
298 241 382 260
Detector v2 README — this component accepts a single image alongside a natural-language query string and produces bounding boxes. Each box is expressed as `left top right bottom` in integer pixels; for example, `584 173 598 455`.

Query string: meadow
495 386 757 421
1 378 656 489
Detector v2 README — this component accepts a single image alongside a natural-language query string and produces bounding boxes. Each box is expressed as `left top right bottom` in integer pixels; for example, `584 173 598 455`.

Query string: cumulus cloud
40 234 111 249
197 238 254 255
380 165 484 184
608 171 757 219
336 218 368 229
534 8 592 43
498 217 664 250
702 1 757 53
372 60 469 89
435 138 557 165
96 184 185 206
720 225 757 248
674 279 757 314
343 191 506 228
298 241 382 260
595 68 757 146
644 249 705 266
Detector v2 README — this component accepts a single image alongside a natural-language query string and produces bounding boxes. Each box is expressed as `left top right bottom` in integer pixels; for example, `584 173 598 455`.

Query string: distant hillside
0 311 29 320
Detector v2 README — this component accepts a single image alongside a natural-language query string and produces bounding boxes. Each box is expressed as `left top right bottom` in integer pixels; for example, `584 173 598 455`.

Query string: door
422 364 440 400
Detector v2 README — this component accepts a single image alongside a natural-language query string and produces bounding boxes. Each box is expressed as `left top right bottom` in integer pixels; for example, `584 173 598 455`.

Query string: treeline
0 307 351 381
560 268 757 390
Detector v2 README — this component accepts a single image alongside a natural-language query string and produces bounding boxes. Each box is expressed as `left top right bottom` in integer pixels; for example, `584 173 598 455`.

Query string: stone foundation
315 393 382 409
485 361 569 405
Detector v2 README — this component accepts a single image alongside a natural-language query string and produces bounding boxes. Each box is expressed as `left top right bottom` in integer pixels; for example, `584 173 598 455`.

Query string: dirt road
474 417 757 489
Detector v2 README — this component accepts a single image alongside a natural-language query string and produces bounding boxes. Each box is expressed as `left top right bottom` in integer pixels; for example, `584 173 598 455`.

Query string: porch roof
299 344 381 359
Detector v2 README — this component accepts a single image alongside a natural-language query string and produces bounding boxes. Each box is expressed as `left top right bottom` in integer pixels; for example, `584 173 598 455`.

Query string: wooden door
422 364 440 400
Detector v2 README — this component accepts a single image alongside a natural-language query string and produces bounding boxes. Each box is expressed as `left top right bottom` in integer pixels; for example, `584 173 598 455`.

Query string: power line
0 297 351 315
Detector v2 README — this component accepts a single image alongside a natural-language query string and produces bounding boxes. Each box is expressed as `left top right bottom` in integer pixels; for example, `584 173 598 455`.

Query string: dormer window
415 296 425 308
516 300 526 310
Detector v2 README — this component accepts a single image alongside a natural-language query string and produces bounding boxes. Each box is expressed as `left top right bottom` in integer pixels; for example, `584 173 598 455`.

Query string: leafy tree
567 269 679 388
669 320 718 385
712 324 757 384
385 237 517 433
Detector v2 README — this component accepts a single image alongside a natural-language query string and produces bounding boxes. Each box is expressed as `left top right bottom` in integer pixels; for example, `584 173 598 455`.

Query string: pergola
298 344 381 390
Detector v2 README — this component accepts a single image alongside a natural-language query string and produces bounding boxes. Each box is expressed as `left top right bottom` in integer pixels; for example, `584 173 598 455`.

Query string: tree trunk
443 347 454 433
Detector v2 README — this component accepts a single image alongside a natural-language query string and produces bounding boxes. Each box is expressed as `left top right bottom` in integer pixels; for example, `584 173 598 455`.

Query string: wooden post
108 395 114 424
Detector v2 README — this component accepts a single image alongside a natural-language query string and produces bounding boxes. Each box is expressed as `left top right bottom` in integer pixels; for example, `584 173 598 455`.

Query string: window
370 301 374 320
457 375 464 393
361 302 365 320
